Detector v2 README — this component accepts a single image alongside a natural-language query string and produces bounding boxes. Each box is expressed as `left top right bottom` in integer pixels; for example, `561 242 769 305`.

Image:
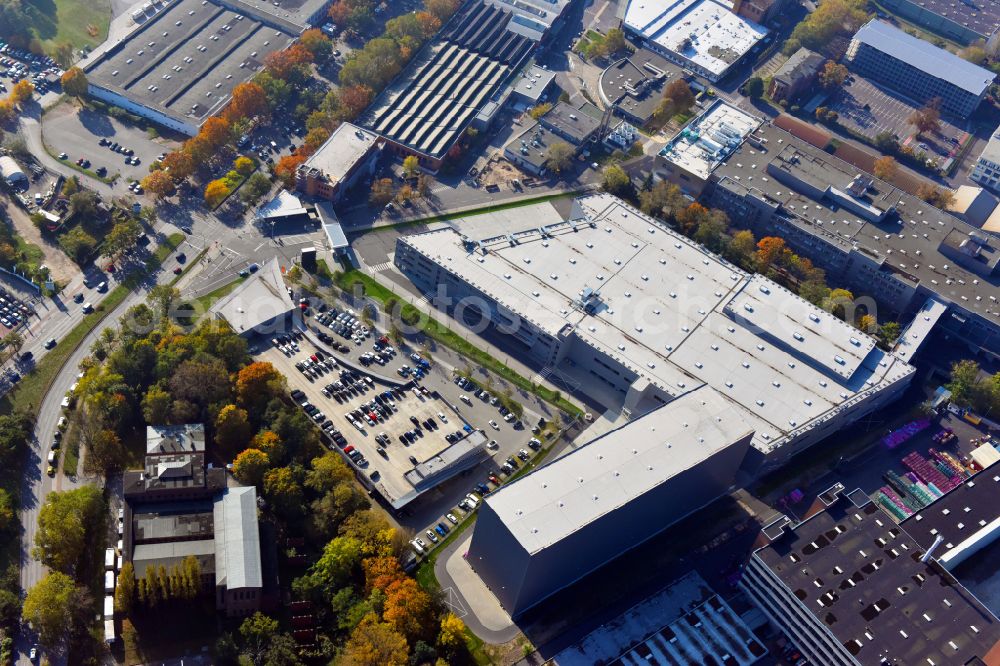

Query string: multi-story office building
972 127 1000 193
845 20 994 118
704 113 1000 358
295 123 382 203
395 193 916 472
741 481 1000 665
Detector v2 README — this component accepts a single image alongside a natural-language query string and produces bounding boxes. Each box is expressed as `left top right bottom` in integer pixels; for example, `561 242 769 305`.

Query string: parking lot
42 102 182 186
258 337 485 505
830 77 968 158
249 287 561 555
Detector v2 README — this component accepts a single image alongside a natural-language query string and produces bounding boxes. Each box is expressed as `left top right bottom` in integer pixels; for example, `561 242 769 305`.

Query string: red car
173 267 182 274
343 445 355 454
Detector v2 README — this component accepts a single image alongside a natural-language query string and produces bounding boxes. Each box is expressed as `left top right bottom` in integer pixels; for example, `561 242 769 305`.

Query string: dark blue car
435 524 447 537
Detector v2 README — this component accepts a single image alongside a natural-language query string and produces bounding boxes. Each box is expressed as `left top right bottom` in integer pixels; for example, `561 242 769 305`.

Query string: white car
410 540 425 554
504 412 515 422
425 530 439 544
489 419 500 430
446 513 459 525
437 412 447 423
487 439 499 450
460 395 471 404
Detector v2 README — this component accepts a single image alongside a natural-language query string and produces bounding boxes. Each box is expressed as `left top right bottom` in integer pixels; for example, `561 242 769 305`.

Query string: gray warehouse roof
483 386 753 555
851 20 995 96
363 1 533 160
214 486 262 590
85 0 297 127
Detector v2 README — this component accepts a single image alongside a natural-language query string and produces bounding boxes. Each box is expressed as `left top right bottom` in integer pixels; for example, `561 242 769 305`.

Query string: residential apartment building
768 48 825 103
845 20 994 118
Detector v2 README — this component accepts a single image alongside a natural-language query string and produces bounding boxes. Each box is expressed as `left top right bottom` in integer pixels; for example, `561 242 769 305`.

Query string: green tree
116 561 136 614
544 141 575 174
103 217 142 259
604 27 627 55
83 428 128 476
216 405 252 458
601 164 631 196
142 385 172 424
33 486 104 574
263 466 304 516
23 572 80 648
240 612 280 666
294 536 362 601
744 76 764 99
878 321 901 350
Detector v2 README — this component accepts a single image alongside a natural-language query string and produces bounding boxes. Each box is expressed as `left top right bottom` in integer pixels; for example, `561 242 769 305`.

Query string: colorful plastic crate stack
874 487 913 521
902 451 961 493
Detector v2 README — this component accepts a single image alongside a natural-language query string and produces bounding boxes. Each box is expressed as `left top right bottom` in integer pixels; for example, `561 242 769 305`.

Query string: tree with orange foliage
675 202 709 234
183 135 213 165
340 613 409 666
264 44 313 81
273 153 305 188
383 576 433 641
414 11 441 38
60 67 88 97
338 84 374 121
161 151 195 180
204 179 230 208
251 430 285 465
362 556 404 593
225 81 268 123
9 80 33 105
198 116 231 150
756 236 787 268
299 28 333 60
141 170 175 200
235 361 286 412
0 100 15 124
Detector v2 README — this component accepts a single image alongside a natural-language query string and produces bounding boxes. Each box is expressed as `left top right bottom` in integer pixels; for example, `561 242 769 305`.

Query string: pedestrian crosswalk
367 261 392 273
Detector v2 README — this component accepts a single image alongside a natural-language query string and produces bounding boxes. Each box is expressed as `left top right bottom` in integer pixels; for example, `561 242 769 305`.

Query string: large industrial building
467 386 754 616
360 0 569 170
741 481 1000 665
395 193 916 472
876 0 1000 45
845 20 994 118
694 107 1000 358
622 0 769 81
82 0 325 135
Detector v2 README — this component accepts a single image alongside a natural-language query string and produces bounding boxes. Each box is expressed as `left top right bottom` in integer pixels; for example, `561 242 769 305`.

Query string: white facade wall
88 84 199 136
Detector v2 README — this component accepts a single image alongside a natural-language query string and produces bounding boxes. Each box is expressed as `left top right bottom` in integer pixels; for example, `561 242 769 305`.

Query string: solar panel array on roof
364 0 533 159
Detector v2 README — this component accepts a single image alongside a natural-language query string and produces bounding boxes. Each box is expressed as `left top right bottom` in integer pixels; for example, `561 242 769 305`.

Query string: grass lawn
27 0 111 56
383 190 587 232
333 270 582 416
188 274 246 314
0 233 184 416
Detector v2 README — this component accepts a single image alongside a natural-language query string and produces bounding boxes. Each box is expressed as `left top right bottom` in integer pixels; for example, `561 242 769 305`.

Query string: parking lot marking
367 262 391 274
440 587 469 618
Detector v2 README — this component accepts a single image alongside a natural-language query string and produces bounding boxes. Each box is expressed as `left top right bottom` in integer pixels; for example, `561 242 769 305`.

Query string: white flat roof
213 486 262 590
659 100 761 179
210 257 295 333
257 190 308 221
400 193 916 453
302 122 379 185
624 0 768 77
484 385 751 554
